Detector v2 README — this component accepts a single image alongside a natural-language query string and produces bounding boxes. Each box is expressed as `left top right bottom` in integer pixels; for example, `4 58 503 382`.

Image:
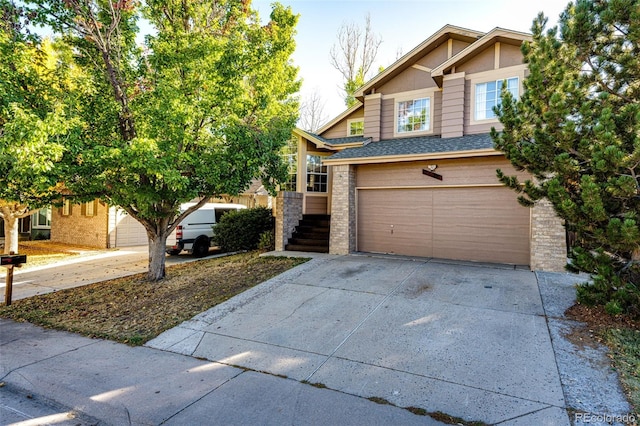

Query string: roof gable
314 102 363 136
355 24 484 98
431 27 532 85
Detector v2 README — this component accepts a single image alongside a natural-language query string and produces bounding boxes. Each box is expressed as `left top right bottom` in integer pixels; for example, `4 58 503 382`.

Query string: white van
166 203 246 257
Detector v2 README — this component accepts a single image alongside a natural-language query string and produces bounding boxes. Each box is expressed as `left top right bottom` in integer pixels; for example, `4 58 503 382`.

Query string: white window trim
31 207 51 229
347 118 364 136
306 154 329 193
392 89 436 138
468 65 525 126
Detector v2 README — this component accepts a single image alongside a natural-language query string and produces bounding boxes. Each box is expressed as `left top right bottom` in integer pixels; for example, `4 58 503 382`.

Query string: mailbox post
2 254 27 306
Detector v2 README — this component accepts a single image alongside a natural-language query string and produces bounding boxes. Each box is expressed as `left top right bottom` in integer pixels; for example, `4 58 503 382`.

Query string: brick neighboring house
51 181 272 249
275 24 567 271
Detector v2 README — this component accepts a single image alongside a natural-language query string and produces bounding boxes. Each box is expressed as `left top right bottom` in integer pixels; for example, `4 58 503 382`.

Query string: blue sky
253 0 570 120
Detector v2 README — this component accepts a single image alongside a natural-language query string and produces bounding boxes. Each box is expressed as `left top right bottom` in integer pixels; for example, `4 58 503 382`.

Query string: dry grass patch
0 252 308 345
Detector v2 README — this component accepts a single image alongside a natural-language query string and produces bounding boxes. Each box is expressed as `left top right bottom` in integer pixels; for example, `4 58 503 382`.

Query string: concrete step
285 244 329 253
288 238 329 246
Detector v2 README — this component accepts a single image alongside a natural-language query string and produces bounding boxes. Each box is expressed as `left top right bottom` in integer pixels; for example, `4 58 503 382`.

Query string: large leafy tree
0 2 77 255
493 0 640 315
29 0 300 280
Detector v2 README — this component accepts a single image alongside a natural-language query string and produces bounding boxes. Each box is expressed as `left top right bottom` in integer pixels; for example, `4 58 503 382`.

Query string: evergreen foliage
213 206 274 252
492 0 640 315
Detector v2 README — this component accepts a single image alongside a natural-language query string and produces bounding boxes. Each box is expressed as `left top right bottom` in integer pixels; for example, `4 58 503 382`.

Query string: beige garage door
114 209 148 247
357 186 530 265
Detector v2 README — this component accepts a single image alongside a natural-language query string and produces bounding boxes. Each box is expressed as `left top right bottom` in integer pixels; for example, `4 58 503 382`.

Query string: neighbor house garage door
111 208 148 247
356 158 531 265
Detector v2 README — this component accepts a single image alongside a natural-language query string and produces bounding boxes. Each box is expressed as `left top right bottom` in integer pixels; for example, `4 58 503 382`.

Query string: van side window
215 208 233 222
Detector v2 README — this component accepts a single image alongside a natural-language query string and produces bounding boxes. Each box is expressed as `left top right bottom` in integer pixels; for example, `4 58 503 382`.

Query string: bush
213 207 274 252
258 230 275 251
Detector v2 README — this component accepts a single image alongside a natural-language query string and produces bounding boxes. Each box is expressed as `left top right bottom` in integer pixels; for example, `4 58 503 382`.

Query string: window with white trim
347 119 364 136
475 77 518 120
31 207 51 229
281 137 297 191
306 154 327 193
397 97 430 134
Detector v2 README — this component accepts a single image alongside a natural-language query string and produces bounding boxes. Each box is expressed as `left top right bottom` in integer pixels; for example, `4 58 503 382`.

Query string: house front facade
0 207 52 241
277 25 567 271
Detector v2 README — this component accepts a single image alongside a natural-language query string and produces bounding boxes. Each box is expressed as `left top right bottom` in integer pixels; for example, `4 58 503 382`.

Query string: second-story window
397 97 430 134
348 119 364 136
475 77 518 120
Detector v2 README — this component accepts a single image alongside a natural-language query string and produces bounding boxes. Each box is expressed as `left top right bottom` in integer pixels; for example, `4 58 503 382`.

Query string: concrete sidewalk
0 254 633 425
0 319 441 425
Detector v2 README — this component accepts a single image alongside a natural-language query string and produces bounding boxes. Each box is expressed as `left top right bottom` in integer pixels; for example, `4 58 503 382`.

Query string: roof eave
293 128 332 150
323 148 502 166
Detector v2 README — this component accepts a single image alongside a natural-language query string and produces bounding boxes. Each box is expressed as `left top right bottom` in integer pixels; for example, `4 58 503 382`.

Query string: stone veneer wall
530 198 567 272
50 201 109 248
329 164 356 255
275 191 303 251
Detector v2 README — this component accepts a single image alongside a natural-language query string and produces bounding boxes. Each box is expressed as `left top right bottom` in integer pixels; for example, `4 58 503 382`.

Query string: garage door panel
357 186 530 266
114 210 148 247
432 188 529 265
358 189 433 257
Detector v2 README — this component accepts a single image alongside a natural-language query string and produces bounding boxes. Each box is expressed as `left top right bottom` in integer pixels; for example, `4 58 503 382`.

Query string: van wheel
192 239 209 258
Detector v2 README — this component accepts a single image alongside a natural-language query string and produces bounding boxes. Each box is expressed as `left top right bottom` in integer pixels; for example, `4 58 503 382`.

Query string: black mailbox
1 254 27 266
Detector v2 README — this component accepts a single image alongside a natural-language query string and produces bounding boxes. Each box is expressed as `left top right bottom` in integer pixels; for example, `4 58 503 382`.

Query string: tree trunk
147 230 169 281
3 214 19 255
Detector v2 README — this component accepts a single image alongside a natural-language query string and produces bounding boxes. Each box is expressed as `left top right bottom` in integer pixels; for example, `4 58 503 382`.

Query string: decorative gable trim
411 64 432 73
431 27 532 86
354 24 484 98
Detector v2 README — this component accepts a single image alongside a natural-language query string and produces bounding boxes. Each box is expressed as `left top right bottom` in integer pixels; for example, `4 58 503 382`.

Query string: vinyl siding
441 76 465 138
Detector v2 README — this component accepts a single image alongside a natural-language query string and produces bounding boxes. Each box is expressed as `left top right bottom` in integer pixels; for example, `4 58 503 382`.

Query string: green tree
492 0 640 315
28 0 300 280
0 2 77 254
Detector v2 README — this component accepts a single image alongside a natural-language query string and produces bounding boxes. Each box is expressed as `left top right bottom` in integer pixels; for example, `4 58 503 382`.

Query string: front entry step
285 214 330 253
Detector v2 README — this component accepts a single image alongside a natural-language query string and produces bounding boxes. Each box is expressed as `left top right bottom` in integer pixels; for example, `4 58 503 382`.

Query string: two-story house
275 25 567 271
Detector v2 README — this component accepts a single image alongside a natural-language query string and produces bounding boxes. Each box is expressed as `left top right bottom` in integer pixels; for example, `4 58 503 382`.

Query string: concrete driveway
147 254 625 425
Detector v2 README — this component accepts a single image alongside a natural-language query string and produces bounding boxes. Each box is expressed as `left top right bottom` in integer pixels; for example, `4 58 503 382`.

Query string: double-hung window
306 154 327 193
348 119 364 136
475 77 518 120
396 97 430 134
